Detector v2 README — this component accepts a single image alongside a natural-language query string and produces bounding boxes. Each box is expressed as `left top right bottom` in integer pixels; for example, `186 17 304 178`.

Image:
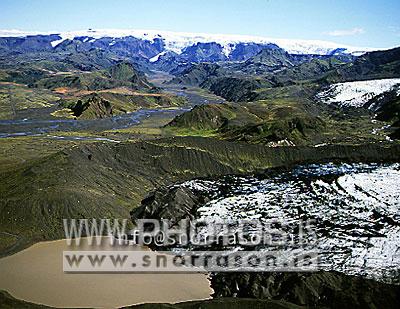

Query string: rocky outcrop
229 43 281 61
0 34 61 53
169 63 224 87
238 47 295 74
71 93 113 118
327 46 400 83
131 186 210 223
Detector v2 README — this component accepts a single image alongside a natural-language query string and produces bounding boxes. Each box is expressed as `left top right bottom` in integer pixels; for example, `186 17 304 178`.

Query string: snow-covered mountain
0 28 379 56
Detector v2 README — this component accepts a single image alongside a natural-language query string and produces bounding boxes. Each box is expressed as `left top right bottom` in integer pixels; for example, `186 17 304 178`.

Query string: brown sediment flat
0 238 212 308
0 82 27 87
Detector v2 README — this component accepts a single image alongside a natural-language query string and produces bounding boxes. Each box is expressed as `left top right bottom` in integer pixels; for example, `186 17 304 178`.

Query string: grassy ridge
165 98 388 146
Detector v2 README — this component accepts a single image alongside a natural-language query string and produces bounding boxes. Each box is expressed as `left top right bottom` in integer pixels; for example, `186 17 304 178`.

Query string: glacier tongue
191 163 400 282
318 78 400 108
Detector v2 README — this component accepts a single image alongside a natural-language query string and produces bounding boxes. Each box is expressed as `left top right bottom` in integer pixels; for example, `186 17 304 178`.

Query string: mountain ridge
0 28 386 56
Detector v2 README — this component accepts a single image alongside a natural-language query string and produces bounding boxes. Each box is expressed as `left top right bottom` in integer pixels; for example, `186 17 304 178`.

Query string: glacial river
0 84 225 139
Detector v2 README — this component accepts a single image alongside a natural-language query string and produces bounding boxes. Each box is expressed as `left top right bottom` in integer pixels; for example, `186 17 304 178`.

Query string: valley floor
1 73 400 308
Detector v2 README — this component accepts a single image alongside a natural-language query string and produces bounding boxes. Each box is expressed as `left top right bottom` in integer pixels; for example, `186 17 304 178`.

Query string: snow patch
149 51 166 63
50 38 64 47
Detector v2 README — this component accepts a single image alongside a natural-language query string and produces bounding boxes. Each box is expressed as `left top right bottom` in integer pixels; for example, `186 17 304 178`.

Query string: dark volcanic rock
54 35 164 60
229 43 281 61
169 63 224 87
211 271 400 309
0 34 61 53
328 46 400 82
128 298 302 308
239 47 295 74
179 42 228 63
131 186 210 223
206 77 265 102
71 93 113 118
0 290 52 308
368 87 400 123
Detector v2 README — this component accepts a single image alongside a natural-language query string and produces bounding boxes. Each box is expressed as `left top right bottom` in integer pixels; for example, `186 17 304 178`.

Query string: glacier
0 28 382 56
318 78 400 108
182 163 400 282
